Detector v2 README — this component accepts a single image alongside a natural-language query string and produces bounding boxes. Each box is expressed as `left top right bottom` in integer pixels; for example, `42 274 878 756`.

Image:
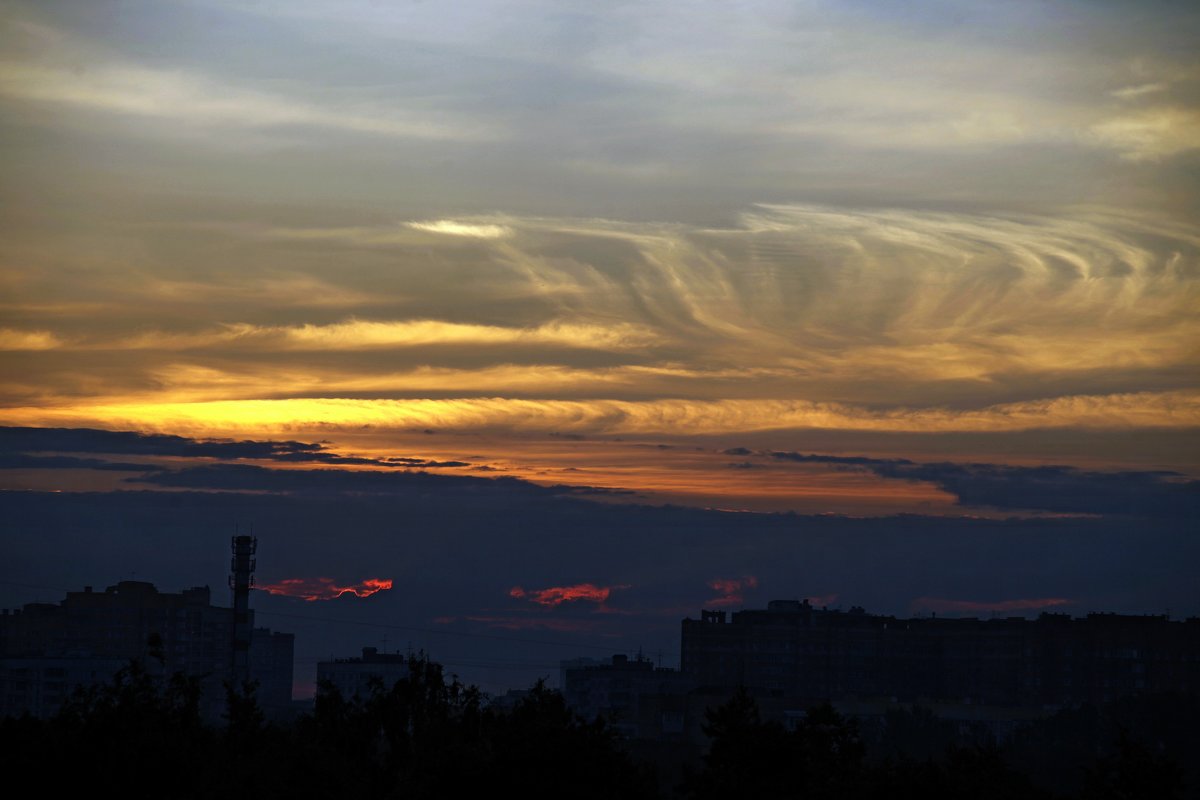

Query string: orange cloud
12 390 1194 441
912 596 1073 614
258 576 393 602
707 575 758 607
509 583 630 607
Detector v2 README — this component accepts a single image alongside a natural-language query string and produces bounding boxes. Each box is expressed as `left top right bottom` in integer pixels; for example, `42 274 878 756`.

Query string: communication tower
229 534 257 686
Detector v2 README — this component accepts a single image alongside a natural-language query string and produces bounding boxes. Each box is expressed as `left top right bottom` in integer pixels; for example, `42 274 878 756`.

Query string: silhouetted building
0 581 293 720
250 626 295 719
317 647 411 699
681 600 1200 710
559 656 608 692
562 654 695 740
0 654 127 720
566 601 1200 746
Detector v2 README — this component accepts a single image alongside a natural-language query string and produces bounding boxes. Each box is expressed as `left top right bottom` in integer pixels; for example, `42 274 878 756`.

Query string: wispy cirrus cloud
7 205 1195 417
1088 107 1200 162
406 220 513 239
9 318 660 353
0 60 496 142
0 328 62 351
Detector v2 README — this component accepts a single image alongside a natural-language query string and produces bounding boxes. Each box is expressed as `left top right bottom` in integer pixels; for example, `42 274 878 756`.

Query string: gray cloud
0 453 161 472
3 0 1198 223
129 464 529 494
0 426 468 470
768 450 1199 518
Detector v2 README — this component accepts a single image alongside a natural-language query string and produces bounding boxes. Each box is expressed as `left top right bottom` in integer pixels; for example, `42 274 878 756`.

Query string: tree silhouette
488 679 658 798
684 691 866 800
1082 728 1185 800
39 656 210 797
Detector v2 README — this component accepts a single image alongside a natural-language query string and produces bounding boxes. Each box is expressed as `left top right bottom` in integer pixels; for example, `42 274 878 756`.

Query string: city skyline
2 1 1198 694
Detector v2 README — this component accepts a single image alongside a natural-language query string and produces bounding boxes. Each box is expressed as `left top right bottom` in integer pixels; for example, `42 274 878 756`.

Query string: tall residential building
681 600 1200 710
0 581 293 720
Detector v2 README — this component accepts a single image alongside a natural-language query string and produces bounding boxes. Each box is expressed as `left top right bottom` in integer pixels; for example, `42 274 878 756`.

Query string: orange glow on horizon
4 390 1196 438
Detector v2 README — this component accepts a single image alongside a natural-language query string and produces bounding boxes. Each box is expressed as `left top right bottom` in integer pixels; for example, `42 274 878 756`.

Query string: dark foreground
2 653 1195 799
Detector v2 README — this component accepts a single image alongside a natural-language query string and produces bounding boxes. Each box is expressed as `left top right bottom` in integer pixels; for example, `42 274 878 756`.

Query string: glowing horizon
1 2 1197 515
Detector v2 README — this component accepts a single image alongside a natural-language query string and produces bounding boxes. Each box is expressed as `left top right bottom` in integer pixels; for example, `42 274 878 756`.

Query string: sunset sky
2 1 1198 693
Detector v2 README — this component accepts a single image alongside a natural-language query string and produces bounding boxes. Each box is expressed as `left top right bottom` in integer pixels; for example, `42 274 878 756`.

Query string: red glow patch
259 576 393 602
912 596 1073 614
808 593 839 607
707 575 758 607
509 583 630 607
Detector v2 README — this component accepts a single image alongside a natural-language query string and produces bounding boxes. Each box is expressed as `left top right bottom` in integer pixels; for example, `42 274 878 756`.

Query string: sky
1 1 1198 695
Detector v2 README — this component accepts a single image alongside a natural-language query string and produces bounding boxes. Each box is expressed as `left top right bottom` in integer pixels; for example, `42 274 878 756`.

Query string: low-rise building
317 647 412 699
562 654 695 740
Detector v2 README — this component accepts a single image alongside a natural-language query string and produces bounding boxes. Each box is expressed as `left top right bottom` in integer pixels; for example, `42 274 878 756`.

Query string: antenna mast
229 534 257 686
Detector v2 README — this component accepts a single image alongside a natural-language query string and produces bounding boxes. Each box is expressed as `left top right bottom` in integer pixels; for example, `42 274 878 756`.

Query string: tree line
1 651 1194 799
